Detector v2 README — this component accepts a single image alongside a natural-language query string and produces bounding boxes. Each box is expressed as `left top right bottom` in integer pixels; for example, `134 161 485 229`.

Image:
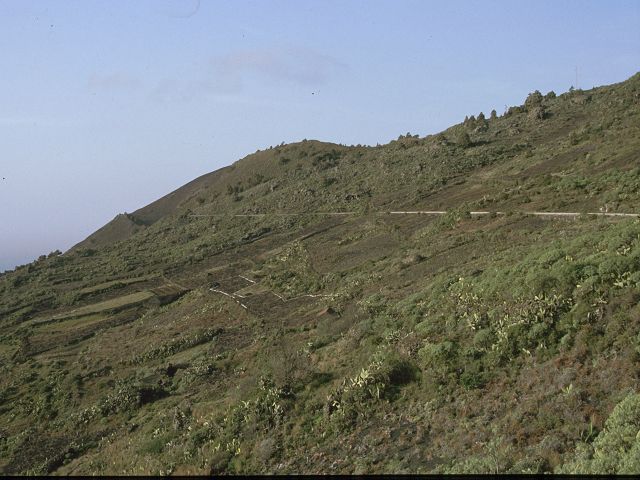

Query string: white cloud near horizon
0 116 74 127
87 72 141 91
146 47 347 103
207 47 348 93
156 0 201 19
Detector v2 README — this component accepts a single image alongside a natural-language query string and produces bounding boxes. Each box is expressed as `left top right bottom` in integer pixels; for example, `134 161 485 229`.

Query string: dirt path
191 211 639 218
189 212 356 217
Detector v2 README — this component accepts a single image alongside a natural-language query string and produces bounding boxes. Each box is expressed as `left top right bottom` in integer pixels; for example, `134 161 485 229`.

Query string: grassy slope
0 74 639 475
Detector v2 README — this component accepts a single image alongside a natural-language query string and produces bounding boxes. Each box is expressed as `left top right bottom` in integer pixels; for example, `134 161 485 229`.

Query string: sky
1 0 639 272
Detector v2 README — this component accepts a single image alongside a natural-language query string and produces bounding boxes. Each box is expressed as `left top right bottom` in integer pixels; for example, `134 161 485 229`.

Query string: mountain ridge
69 74 640 256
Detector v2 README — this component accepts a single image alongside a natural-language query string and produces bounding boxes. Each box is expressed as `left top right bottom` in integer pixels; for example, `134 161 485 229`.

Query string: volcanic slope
1 73 640 475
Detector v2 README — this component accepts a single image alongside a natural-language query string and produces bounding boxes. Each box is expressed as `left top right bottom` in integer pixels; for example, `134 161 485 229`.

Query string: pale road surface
190 211 639 218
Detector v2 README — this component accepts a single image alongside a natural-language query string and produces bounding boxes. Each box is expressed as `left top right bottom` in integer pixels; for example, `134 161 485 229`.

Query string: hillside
1 73 639 475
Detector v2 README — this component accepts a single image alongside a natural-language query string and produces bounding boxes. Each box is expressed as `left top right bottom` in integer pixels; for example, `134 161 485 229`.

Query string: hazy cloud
149 78 183 103
87 72 141 91
156 0 201 19
208 47 347 93
0 116 73 127
146 47 347 103
0 116 41 126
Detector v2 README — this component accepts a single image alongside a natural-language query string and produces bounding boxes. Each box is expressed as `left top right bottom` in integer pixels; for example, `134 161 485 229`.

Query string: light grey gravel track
190 211 639 218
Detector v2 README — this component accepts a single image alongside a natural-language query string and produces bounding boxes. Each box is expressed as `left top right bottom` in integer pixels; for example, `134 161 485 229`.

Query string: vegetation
0 73 639 475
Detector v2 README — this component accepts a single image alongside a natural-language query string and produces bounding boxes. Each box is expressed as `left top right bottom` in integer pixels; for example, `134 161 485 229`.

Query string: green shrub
558 392 640 474
324 352 417 428
456 131 472 148
524 90 543 109
418 340 458 382
444 435 514 474
138 436 167 455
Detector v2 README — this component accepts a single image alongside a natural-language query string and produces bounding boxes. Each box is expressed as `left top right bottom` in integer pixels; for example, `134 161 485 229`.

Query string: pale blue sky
1 0 639 271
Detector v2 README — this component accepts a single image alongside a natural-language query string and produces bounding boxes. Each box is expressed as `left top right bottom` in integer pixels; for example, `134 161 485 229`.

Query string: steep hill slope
1 73 639 475
71 167 235 251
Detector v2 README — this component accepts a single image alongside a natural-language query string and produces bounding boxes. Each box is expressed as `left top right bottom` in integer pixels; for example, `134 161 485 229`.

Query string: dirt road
190 211 639 218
